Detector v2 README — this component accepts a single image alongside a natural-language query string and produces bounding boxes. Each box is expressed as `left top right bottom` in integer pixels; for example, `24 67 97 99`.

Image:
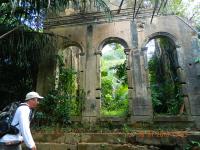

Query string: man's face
30 98 39 108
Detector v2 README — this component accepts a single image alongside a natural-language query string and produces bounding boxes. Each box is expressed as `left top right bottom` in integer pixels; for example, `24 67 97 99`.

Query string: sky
182 0 200 23
102 45 113 55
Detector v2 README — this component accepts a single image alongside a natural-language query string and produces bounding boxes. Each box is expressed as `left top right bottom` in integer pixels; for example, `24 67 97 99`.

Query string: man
0 91 43 150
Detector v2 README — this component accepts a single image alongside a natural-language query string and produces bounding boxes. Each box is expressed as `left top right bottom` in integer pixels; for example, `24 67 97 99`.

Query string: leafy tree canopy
0 0 111 30
165 0 200 27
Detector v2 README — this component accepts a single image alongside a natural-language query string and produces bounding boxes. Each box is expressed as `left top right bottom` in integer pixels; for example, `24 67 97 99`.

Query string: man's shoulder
17 103 30 111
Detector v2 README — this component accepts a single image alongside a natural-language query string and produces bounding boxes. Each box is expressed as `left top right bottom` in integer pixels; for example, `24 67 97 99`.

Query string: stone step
33 133 129 144
32 131 191 144
23 143 149 150
31 131 200 149
77 143 148 150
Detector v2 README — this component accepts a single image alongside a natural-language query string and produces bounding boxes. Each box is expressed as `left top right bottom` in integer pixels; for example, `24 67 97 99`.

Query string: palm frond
0 25 73 65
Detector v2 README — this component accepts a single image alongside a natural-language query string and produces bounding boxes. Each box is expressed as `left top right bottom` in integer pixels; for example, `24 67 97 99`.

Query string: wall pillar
188 37 200 128
130 49 153 123
124 48 134 116
79 52 85 91
95 51 102 118
81 25 98 124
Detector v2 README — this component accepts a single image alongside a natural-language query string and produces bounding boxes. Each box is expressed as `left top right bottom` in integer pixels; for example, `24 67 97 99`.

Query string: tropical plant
101 76 113 109
0 0 112 109
185 140 200 150
148 37 183 115
0 28 59 109
164 0 200 28
163 0 185 16
0 0 113 98
35 54 82 126
101 43 128 116
111 62 127 85
0 0 111 30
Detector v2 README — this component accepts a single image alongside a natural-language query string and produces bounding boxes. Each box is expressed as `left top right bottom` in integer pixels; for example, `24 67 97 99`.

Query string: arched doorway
99 37 130 117
56 45 82 116
143 34 188 115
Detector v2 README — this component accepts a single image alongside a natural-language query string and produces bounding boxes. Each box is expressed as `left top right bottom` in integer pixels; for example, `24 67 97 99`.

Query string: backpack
0 101 26 138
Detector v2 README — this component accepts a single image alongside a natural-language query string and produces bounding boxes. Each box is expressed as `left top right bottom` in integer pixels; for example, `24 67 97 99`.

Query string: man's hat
25 91 44 101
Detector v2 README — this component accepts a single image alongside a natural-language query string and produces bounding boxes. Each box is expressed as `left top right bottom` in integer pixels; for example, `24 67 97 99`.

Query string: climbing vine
35 54 83 126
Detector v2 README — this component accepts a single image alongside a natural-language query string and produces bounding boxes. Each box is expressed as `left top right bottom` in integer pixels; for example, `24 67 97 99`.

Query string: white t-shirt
0 103 35 148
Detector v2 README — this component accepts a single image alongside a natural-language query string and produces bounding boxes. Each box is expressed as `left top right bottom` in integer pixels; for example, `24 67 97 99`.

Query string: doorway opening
56 46 82 116
145 36 184 115
101 43 128 117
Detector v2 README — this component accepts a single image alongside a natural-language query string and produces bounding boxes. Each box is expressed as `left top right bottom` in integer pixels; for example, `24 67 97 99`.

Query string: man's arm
18 106 36 149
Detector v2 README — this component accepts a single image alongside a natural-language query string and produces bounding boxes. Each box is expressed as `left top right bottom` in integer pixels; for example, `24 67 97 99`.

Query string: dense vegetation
0 0 199 125
35 54 82 126
0 0 111 108
147 37 183 115
101 43 128 116
0 29 59 109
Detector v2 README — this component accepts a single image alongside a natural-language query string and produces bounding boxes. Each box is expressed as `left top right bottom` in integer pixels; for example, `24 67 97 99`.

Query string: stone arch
141 32 183 69
141 32 180 49
56 41 84 97
98 37 129 52
141 31 190 115
63 41 84 55
58 41 83 72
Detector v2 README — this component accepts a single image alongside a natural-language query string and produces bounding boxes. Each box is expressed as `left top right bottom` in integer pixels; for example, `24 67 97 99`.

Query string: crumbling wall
40 15 200 128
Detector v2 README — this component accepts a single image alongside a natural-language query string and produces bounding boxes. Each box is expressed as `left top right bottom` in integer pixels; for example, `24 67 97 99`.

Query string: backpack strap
19 103 29 107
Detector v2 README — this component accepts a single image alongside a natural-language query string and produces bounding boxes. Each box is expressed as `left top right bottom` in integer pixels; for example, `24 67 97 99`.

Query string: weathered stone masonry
36 14 200 128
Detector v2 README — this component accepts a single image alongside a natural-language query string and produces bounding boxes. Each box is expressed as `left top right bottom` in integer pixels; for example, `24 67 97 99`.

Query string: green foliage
0 30 49 109
37 90 70 125
164 0 186 16
58 66 76 95
0 60 34 109
122 124 132 133
57 62 81 116
185 140 200 150
101 109 126 117
0 0 112 30
101 76 122 111
101 76 113 98
35 55 82 126
0 26 62 110
148 38 183 115
195 57 200 63
164 0 200 27
102 43 125 61
101 43 128 116
111 62 128 85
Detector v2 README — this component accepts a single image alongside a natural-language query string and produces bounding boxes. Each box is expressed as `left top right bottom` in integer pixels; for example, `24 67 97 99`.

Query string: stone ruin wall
37 1 200 128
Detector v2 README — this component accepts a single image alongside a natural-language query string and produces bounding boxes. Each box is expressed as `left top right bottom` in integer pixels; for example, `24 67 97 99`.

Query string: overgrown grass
101 109 127 117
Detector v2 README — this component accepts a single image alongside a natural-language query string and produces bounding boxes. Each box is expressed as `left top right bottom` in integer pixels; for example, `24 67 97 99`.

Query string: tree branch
0 26 21 39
